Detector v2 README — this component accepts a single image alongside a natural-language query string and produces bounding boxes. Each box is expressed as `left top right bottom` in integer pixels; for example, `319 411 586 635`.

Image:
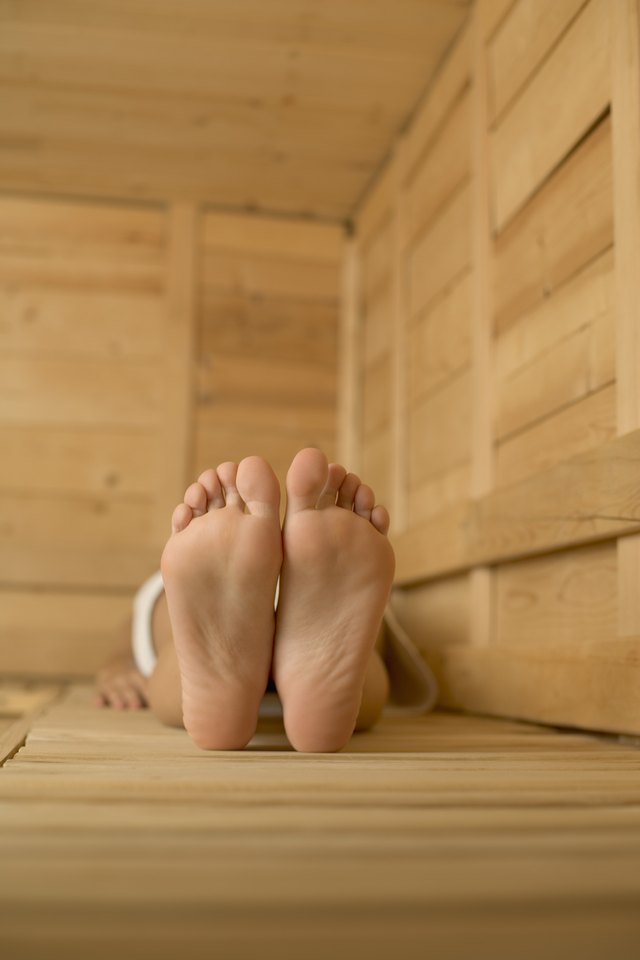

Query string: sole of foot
160 456 282 750
273 448 395 752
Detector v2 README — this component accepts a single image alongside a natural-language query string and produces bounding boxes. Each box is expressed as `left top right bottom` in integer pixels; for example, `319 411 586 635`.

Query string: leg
273 449 395 752
145 591 183 728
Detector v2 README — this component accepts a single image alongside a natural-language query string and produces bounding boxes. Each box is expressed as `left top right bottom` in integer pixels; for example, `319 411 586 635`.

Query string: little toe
197 468 226 510
285 448 329 514
171 502 193 534
216 461 244 509
336 472 360 510
236 456 280 519
354 483 375 521
371 505 391 536
317 463 347 509
184 481 208 517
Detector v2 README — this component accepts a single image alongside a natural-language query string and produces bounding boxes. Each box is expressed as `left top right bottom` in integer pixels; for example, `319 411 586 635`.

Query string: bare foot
273 448 395 752
160 457 282 750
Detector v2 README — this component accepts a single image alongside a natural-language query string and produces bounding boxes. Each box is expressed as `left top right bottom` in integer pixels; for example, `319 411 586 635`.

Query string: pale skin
95 448 395 752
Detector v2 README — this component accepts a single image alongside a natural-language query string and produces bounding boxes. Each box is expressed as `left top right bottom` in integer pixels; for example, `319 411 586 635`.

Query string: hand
95 653 149 710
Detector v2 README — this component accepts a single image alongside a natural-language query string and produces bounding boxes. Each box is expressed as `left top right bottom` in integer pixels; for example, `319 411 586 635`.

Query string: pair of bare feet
160 447 395 753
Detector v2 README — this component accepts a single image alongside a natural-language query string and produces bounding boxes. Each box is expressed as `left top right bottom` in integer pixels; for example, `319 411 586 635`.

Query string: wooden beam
154 204 199 545
337 237 362 471
469 5 494 646
612 0 640 637
393 427 640 583
390 142 410 533
441 638 640 736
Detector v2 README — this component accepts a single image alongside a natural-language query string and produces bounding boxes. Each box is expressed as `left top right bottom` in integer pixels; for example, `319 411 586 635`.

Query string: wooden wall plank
0 426 157 498
409 371 472 488
154 204 198 542
0 590 132 677
390 143 410 532
196 211 341 491
0 544 158 590
0 288 164 359
496 384 616 488
491 0 610 231
363 282 392 367
442 638 640 734
488 0 589 123
495 248 613 382
405 91 471 245
361 430 393 512
394 428 640 583
403 20 472 175
363 354 392 438
612 0 640 639
408 183 471 319
476 0 517 42
494 115 613 333
408 464 470 527
408 272 471 405
497 543 617 647
337 240 361 470
0 357 161 427
202 214 343 263
497 326 591 440
201 295 338 367
202 251 339 303
469 5 495 647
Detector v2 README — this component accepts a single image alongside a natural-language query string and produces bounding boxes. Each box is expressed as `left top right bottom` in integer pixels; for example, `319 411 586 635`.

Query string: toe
197 468 225 510
317 462 347 509
184 481 208 517
285 448 328 513
371 505 390 536
236 456 280 519
171 502 192 534
336 472 360 510
216 462 244 509
354 483 375 521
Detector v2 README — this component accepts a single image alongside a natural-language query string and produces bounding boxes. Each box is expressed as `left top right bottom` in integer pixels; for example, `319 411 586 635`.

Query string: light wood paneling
344 2 634 735
494 114 613 333
405 91 472 244
496 383 617 487
612 0 640 641
488 0 588 122
0 591 132 677
409 371 472 487
497 543 618 647
0 1 471 219
408 272 472 404
408 183 472 319
491 0 610 231
195 212 341 489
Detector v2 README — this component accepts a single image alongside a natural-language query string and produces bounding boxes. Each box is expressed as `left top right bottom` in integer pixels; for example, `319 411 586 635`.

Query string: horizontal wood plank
494 115 613 332
491 0 610 231
394 428 640 583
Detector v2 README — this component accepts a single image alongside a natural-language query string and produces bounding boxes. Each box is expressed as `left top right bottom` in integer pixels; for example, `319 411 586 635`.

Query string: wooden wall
343 0 640 736
195 213 341 484
0 198 341 678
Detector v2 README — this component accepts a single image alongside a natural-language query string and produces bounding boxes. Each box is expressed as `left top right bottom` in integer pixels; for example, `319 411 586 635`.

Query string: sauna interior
2 0 640 956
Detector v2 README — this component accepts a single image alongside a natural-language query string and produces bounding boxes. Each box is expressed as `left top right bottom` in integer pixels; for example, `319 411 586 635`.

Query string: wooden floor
2 684 640 959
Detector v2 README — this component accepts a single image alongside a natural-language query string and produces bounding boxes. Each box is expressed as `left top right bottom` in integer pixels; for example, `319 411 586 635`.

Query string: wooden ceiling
0 0 471 221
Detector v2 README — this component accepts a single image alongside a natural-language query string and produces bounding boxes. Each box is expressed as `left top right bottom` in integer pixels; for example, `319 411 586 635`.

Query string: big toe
285 448 329 513
236 456 281 519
